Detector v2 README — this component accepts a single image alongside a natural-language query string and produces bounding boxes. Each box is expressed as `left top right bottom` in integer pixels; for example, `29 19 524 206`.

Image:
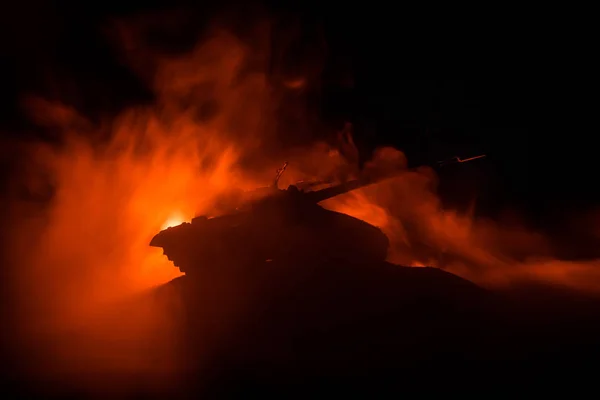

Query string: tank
150 155 486 275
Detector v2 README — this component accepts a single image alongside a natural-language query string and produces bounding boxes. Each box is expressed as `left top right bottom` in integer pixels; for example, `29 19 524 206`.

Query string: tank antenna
272 161 289 189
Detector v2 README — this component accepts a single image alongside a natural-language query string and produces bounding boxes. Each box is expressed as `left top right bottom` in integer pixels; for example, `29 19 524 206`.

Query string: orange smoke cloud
323 160 600 293
5 18 373 391
4 13 600 396
6 26 286 391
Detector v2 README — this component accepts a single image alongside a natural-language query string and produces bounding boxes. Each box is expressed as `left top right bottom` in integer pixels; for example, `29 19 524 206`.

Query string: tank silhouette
150 155 486 275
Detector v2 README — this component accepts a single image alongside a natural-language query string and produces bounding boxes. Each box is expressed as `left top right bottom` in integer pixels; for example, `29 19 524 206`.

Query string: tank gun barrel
303 174 391 204
436 154 486 168
304 153 486 204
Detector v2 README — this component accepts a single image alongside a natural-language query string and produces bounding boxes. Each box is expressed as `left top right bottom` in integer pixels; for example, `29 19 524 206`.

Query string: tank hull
151 206 390 275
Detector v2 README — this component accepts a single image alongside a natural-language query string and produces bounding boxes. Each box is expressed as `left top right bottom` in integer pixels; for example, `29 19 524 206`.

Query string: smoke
5 21 280 390
2 14 373 392
3 10 600 395
322 161 600 293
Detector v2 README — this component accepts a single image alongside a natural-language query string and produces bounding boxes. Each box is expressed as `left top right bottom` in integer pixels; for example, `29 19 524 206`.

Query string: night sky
0 0 596 224
1 2 599 395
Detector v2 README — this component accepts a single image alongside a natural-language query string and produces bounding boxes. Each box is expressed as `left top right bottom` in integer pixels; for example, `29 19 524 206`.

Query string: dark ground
6 259 600 397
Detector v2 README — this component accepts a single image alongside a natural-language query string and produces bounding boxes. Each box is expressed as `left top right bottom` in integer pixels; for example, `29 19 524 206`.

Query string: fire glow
4 17 600 393
161 214 188 230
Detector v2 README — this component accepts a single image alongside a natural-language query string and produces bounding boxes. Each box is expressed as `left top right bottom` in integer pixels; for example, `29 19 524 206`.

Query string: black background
0 0 597 223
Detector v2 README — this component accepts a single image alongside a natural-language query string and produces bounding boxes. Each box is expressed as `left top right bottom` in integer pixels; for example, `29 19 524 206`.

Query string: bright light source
161 213 186 230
